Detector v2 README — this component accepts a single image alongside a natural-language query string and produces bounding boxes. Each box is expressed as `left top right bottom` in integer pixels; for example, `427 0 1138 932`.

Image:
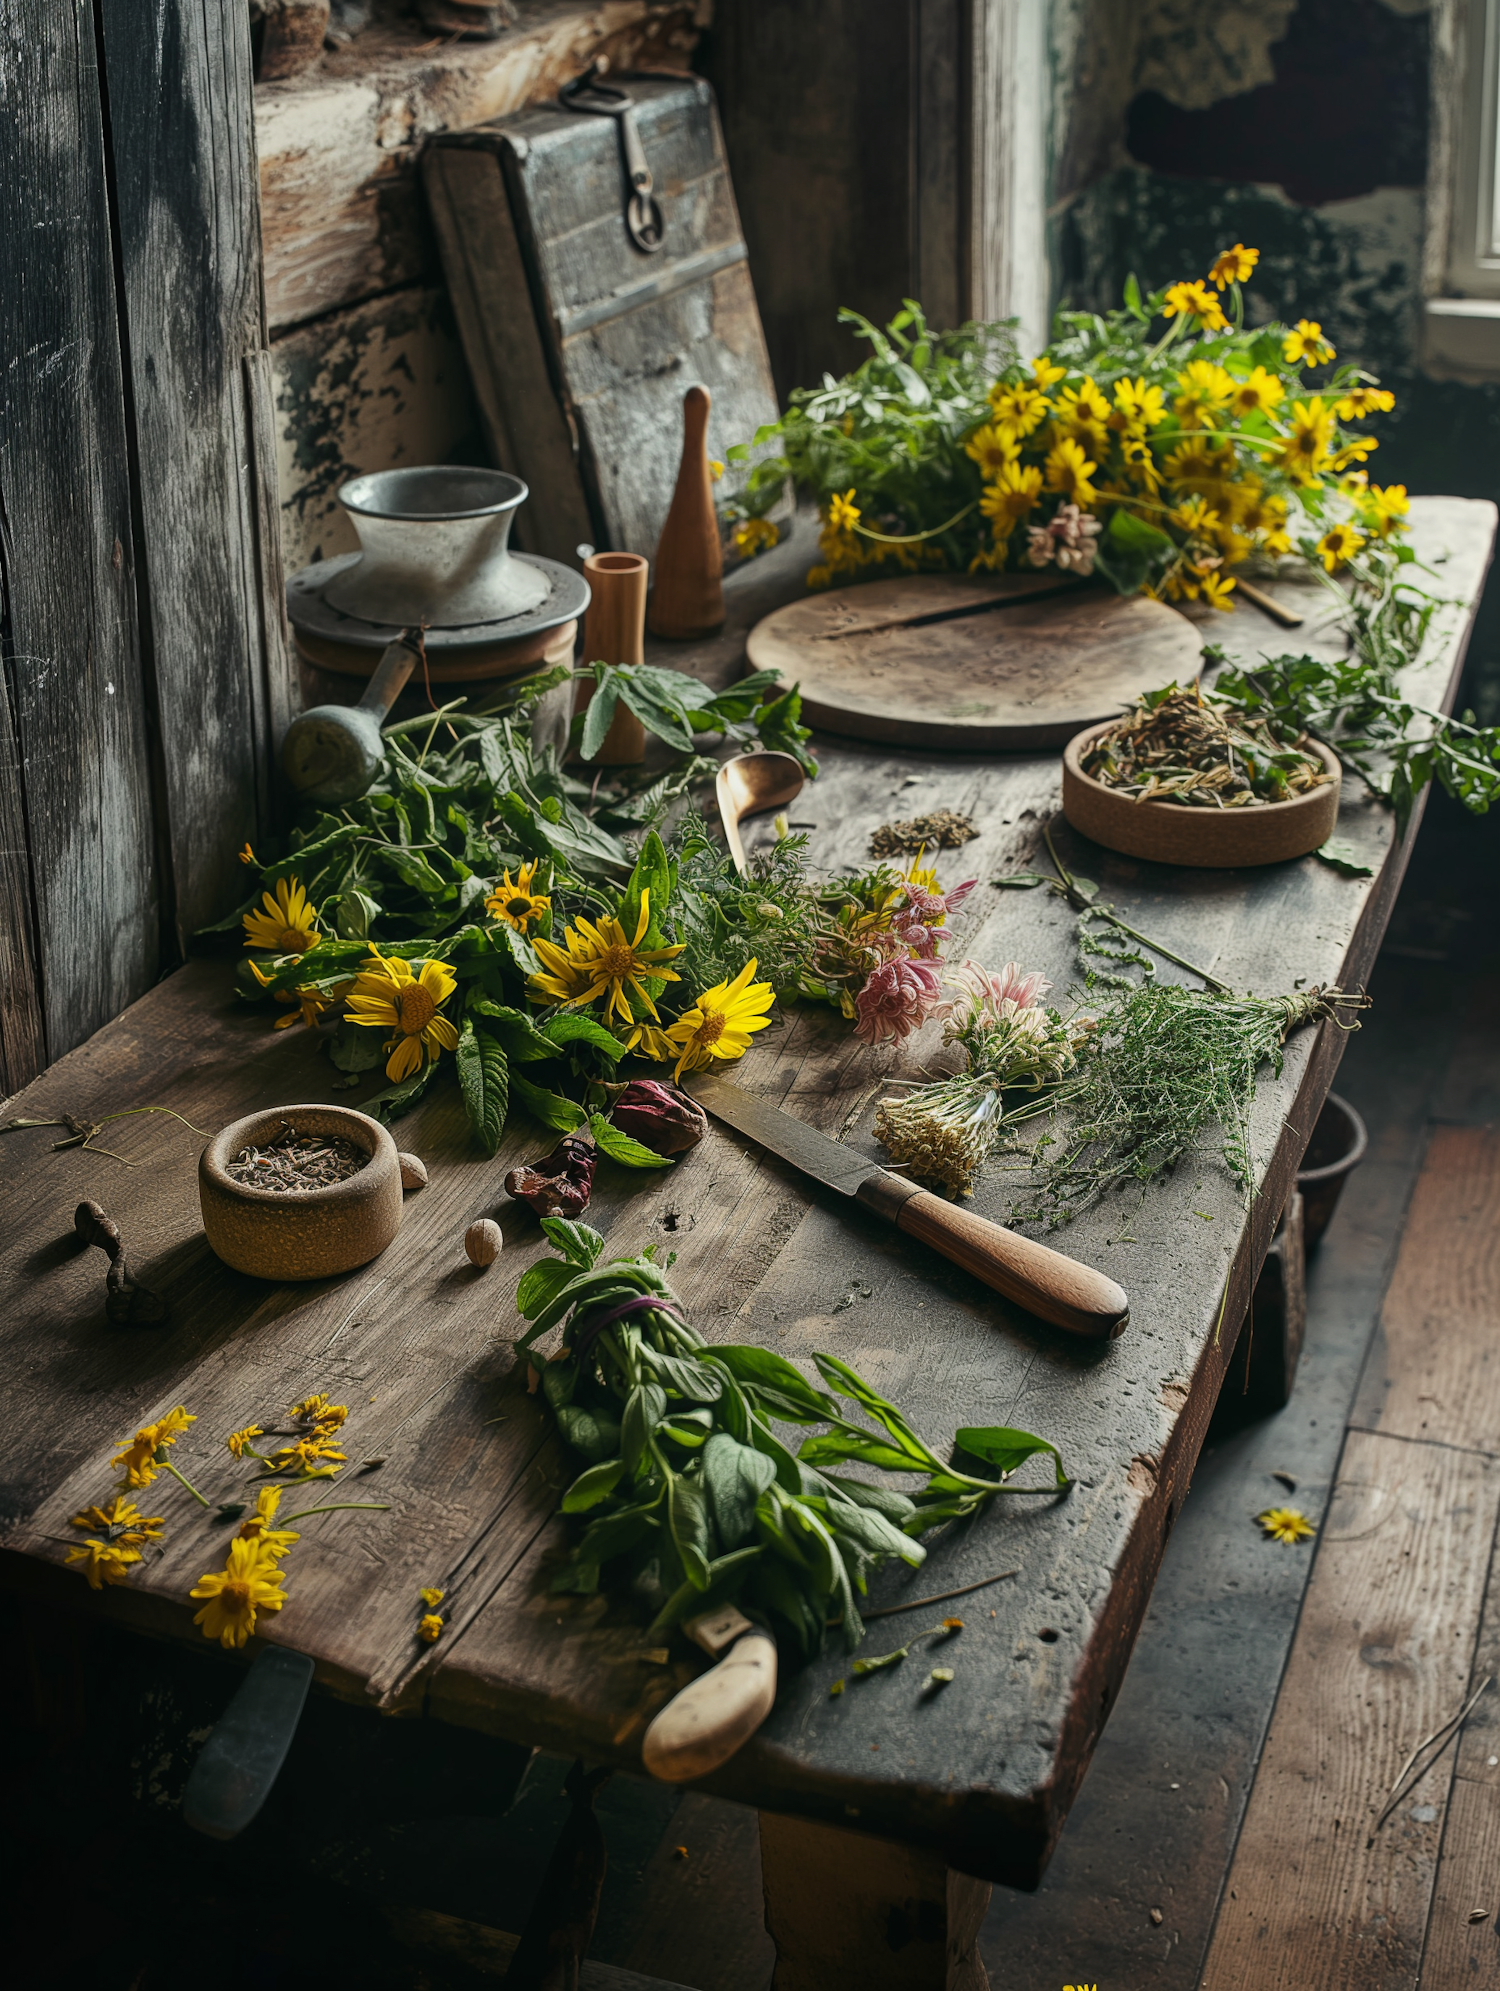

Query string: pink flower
853 956 945 1045
891 878 978 958
948 958 1051 1018
1023 503 1102 575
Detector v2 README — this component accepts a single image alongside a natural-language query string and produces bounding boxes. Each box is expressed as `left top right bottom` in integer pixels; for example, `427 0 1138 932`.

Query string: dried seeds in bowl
1081 680 1331 808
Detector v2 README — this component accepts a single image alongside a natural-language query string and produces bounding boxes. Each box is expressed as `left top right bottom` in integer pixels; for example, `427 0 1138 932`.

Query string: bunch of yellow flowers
746 250 1408 607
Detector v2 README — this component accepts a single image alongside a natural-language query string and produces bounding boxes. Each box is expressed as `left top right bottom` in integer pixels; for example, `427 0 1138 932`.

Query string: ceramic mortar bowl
199 1105 402 1281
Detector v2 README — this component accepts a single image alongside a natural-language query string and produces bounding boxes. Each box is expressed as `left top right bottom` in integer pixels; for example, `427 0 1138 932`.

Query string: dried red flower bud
504 1135 597 1218
609 1080 709 1157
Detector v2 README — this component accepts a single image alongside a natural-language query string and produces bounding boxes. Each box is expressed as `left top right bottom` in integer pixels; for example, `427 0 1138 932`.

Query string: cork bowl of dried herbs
199 1106 403 1281
1062 682 1341 868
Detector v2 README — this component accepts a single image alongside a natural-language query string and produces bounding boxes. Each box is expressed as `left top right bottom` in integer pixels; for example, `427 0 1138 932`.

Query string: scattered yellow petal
420 1586 445 1608
418 1613 445 1643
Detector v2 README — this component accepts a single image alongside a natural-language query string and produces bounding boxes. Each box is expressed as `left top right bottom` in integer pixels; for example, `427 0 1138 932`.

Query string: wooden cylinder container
577 550 648 764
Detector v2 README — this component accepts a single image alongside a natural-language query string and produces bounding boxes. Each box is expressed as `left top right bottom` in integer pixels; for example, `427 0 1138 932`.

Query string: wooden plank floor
1199 1005 1500 1973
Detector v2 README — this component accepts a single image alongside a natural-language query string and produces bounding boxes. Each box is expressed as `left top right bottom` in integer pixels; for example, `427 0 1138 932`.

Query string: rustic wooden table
0 498 1491 1989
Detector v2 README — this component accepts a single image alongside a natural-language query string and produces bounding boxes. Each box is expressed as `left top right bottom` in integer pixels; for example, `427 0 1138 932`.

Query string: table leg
759 1813 991 1990
1241 1188 1307 1412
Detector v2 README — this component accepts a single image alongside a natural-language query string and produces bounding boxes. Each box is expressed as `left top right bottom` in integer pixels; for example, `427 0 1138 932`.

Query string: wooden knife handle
858 1176 1129 1339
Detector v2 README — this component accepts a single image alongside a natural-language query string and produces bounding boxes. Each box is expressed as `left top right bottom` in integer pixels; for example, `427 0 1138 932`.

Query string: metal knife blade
682 1071 884 1198
683 1068 1130 1340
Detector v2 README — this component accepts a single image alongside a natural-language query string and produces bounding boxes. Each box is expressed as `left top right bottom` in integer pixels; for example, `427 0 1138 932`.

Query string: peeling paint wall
1050 0 1500 721
272 288 482 573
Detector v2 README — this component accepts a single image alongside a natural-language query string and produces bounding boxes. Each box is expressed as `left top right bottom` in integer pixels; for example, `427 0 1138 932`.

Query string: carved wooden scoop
715 750 805 875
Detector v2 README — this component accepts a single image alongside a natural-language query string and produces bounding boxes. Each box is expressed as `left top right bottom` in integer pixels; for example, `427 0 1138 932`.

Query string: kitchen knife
683 1070 1129 1340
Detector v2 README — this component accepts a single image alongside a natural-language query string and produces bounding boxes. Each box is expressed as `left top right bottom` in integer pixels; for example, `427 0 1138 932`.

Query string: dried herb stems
1081 681 1330 808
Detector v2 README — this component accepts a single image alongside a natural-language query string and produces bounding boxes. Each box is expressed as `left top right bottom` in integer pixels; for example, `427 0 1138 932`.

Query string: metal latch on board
559 59 665 255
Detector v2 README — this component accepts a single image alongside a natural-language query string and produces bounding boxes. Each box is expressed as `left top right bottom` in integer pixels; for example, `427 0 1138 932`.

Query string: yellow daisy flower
1256 1505 1315 1545
243 876 320 955
964 423 1019 479
1042 438 1099 508
1121 438 1163 494
733 517 779 559
69 1494 163 1544
66 1539 143 1591
986 379 1051 439
249 961 344 1033
345 948 460 1083
291 1393 348 1431
1169 494 1222 537
226 1424 264 1459
1111 376 1166 429
1054 378 1111 442
826 488 861 533
1316 523 1365 571
666 959 775 1081
264 1433 347 1477
238 1487 300 1560
111 1406 195 1489
1277 399 1336 483
1284 319 1335 366
1226 366 1284 418
616 1019 677 1062
1173 360 1234 430
418 1613 445 1643
190 1539 288 1650
1031 355 1066 390
1162 440 1232 492
1199 571 1238 612
1331 435 1379 472
528 892 684 1028
979 461 1043 541
486 862 550 937
1362 482 1410 537
1208 243 1259 289
1335 386 1395 420
420 1586 445 1608
1161 280 1227 331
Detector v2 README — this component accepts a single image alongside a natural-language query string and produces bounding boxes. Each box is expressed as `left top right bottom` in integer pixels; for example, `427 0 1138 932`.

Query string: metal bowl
322 465 552 628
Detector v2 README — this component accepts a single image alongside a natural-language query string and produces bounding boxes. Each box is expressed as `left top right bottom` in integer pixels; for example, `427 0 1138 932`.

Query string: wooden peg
648 384 724 640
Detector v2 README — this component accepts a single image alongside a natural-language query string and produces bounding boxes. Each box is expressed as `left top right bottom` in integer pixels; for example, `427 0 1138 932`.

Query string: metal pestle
281 632 422 805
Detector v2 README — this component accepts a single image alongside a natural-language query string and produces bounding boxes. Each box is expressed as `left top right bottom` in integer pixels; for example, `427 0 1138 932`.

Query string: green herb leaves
523 1240 1068 1664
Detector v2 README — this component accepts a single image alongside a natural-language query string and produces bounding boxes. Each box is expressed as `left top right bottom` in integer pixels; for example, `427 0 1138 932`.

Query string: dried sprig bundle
1082 681 1330 808
874 962 1082 1196
1015 982 1357 1227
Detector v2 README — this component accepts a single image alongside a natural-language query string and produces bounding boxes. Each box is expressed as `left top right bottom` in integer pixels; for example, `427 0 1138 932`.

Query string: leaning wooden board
0 500 1490 1899
744 572 1206 747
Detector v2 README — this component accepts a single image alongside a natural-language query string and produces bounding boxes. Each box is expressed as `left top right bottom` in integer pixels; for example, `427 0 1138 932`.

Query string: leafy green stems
516 1220 1068 1662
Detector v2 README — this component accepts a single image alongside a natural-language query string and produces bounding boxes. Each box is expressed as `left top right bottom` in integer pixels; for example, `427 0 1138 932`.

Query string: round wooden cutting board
744 573 1205 748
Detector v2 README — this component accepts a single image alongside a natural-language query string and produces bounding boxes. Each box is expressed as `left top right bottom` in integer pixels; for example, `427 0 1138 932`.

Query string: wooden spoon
716 750 805 875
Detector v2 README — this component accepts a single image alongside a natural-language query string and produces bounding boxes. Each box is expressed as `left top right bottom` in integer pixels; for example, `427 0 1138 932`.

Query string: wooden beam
0 0 160 1075
98 0 291 948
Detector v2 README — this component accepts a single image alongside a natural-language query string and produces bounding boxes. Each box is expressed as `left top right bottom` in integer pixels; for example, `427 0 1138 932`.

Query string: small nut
398 1152 428 1190
465 1218 503 1267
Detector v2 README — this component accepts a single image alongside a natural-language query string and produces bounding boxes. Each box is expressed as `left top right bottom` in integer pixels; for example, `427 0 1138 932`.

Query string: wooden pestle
576 551 648 764
648 384 725 639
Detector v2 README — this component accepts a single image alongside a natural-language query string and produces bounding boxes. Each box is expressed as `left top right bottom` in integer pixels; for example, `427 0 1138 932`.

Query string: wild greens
518 1225 1068 1660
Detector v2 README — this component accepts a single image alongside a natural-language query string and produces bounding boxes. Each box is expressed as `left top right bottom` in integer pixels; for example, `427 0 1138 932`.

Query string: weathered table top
1 498 1491 1888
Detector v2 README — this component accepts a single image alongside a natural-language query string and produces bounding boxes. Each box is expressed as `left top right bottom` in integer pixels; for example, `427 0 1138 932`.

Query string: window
1426 0 1500 373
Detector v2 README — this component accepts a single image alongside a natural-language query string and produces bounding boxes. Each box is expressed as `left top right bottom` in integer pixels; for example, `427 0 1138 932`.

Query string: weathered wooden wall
698 0 972 397
0 0 286 1094
254 4 700 575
